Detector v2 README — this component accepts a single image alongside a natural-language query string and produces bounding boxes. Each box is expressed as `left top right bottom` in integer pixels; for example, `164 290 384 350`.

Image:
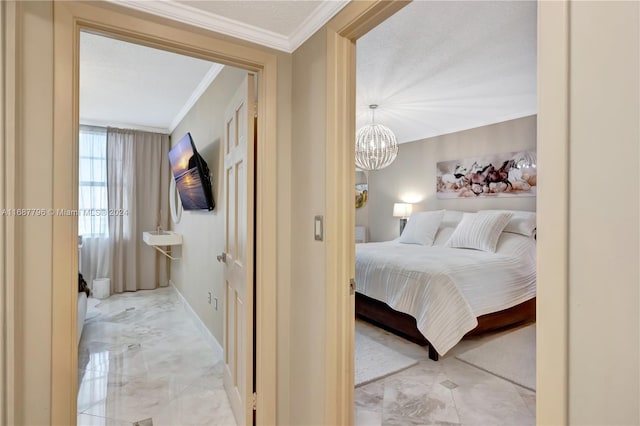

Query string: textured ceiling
80 32 219 133
82 1 537 141
356 1 537 144
177 0 322 36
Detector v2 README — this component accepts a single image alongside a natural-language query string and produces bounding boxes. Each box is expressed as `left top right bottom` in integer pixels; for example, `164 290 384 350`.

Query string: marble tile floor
355 320 536 426
78 286 534 425
77 287 236 426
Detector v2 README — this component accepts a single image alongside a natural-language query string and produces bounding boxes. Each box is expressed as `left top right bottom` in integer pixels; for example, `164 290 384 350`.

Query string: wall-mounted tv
168 133 215 211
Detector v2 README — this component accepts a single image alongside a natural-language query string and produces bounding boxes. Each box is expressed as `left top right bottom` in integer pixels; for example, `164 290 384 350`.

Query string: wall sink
143 230 183 246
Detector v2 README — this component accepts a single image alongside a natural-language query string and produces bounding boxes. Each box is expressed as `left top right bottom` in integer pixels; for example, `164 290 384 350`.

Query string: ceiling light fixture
355 104 398 171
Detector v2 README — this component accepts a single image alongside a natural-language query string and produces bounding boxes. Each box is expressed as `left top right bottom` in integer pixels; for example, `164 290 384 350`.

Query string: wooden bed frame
355 292 536 361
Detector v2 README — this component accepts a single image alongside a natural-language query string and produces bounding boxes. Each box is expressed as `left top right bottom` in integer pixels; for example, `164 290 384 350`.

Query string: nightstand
355 226 367 243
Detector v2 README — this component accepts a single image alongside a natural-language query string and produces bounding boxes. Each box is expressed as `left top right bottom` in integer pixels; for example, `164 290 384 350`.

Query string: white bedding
78 292 87 345
355 231 536 356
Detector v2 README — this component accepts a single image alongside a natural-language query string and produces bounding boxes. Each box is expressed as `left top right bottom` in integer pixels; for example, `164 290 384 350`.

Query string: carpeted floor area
355 331 418 387
456 324 536 391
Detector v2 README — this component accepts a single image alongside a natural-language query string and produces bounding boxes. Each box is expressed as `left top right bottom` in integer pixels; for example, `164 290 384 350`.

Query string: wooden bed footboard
355 292 536 361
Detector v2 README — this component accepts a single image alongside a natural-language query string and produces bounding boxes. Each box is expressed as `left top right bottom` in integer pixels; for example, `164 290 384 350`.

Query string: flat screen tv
168 133 215 211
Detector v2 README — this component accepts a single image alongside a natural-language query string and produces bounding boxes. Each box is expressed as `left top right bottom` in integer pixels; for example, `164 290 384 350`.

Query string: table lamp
392 203 412 235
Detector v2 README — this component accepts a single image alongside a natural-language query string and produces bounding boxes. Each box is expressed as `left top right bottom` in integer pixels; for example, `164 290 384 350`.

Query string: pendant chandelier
355 104 398 171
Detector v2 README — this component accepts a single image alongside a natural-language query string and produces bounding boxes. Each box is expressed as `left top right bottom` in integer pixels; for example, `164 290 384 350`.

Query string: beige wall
7 0 640 425
568 2 639 424
12 2 54 424
6 1 294 423
366 116 537 242
289 28 327 425
169 66 246 344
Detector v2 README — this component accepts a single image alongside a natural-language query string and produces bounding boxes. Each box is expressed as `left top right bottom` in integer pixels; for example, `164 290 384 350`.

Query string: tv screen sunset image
168 134 209 210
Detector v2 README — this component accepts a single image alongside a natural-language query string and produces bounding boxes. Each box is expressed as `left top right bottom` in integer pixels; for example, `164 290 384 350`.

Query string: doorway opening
50 3 278 425
352 2 538 424
76 31 255 425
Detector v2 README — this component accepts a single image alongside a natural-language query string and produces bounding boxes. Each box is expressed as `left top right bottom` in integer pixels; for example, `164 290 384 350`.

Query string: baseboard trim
170 280 223 359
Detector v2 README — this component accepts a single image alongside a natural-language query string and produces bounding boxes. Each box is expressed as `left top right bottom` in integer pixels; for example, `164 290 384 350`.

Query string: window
78 126 108 237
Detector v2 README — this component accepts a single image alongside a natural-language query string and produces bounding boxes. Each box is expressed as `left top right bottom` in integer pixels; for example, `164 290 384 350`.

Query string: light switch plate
314 215 323 241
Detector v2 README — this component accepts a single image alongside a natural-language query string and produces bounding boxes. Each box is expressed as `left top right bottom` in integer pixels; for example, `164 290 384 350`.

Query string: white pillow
440 210 465 228
433 227 456 246
446 211 513 252
485 210 536 236
399 210 445 246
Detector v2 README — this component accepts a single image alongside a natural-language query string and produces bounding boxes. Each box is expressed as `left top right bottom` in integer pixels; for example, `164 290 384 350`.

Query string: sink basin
143 231 183 246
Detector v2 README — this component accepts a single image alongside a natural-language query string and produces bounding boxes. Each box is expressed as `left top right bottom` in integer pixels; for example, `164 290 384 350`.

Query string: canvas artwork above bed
437 150 537 199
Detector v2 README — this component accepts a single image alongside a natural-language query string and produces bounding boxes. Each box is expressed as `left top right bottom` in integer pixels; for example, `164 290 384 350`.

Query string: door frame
324 0 569 424
0 1 17 424
47 2 277 425
321 4 411 423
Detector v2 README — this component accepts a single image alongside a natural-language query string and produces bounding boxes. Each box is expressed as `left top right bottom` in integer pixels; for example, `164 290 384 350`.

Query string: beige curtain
107 127 170 293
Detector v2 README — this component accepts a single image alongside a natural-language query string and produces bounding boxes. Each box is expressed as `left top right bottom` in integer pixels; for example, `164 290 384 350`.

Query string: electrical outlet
214 298 218 310
208 292 212 304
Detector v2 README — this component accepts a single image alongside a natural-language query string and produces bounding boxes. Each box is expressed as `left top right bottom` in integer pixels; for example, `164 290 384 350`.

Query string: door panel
223 74 255 425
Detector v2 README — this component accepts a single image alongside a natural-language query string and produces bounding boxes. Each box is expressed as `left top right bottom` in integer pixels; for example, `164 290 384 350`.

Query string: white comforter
355 232 536 356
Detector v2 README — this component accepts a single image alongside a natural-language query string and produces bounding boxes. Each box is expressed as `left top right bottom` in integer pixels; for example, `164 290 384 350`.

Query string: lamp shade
393 203 412 218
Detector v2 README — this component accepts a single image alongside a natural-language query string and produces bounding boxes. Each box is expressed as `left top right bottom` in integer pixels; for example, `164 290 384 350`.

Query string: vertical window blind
78 126 108 237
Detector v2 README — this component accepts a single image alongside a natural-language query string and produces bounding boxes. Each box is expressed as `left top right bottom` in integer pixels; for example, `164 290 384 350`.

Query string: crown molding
169 63 225 133
107 0 291 52
289 1 350 51
79 118 170 135
107 0 349 53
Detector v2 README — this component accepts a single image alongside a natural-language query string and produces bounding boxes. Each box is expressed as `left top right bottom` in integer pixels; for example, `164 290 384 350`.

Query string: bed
355 210 536 360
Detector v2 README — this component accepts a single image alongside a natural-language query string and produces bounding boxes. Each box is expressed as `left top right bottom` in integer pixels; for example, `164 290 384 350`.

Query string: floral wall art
436 151 537 199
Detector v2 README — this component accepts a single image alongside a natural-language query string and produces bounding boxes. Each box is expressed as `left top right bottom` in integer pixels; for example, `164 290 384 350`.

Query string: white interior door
222 74 255 425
